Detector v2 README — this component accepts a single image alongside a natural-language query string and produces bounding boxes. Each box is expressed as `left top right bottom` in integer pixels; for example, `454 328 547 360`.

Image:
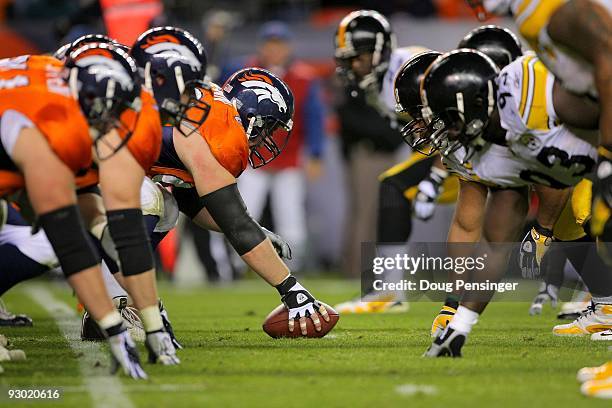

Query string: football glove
520 223 554 279
261 226 292 260
159 299 182 350
276 275 329 335
413 166 448 221
529 283 559 316
107 325 147 379
145 330 180 365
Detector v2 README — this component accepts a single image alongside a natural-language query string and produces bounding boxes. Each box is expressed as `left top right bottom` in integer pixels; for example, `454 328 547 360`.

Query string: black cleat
423 327 466 358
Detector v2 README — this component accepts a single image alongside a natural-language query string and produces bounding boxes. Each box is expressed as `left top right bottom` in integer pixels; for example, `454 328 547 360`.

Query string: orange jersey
75 89 162 190
148 84 249 187
0 55 92 197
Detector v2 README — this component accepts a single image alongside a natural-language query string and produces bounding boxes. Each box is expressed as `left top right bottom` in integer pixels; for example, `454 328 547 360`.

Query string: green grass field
0 278 610 407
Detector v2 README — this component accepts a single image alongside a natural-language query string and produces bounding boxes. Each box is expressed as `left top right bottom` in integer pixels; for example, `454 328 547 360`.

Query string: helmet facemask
423 107 488 164
88 95 142 161
66 46 141 161
145 59 211 137
245 114 293 168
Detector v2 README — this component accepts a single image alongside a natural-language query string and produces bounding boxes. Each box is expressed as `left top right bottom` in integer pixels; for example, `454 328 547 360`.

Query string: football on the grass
262 303 339 338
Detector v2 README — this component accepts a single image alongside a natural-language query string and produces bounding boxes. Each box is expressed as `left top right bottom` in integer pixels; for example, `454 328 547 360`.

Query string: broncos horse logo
73 53 134 91
141 35 202 71
238 72 287 113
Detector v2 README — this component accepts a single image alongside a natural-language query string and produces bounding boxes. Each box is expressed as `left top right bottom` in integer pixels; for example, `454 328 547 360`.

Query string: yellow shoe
578 361 612 383
334 293 409 314
581 376 612 399
430 306 456 338
552 303 612 336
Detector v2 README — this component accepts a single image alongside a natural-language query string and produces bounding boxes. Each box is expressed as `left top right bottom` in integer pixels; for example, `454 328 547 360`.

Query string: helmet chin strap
246 116 258 140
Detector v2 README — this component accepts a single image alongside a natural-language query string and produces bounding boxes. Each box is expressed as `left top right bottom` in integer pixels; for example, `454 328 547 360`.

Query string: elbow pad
199 184 265 255
106 208 154 276
38 205 100 277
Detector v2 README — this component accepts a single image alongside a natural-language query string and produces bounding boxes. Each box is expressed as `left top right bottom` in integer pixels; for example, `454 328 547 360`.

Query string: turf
0 278 610 407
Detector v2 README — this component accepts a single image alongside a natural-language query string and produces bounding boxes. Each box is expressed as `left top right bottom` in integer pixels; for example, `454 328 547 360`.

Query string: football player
332 10 458 314
465 0 612 276
403 50 611 357
0 38 181 364
424 25 525 333
128 26 330 335
0 51 147 378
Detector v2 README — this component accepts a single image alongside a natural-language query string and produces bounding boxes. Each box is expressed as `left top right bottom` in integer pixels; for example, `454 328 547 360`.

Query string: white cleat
552 302 612 337
591 329 612 341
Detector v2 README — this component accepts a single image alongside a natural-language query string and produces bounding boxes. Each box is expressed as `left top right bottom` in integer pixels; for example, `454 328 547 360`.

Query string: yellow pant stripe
526 59 551 130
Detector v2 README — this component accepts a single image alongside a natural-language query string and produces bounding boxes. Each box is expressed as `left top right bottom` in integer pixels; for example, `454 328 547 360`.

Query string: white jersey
505 0 611 97
444 55 597 189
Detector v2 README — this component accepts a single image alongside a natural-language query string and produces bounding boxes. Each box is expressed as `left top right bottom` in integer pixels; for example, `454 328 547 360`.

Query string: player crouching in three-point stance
0 51 147 378
395 49 609 358
129 27 330 335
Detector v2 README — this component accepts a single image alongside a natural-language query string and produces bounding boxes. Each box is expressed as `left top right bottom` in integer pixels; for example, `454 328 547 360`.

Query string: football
262 303 339 338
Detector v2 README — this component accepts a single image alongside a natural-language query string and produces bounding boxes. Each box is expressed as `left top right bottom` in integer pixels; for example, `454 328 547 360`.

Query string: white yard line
26 285 135 408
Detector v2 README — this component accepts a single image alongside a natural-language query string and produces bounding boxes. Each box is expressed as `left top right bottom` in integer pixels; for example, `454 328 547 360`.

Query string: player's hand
108 327 148 379
413 166 448 221
262 226 292 260
275 275 330 335
519 224 554 279
529 283 559 316
145 330 180 365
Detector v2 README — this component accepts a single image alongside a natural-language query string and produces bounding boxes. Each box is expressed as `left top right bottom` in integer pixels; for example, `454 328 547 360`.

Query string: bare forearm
240 240 290 286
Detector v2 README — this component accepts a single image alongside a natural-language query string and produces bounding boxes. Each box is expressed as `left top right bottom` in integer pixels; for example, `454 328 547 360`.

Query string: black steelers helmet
458 25 522 69
420 49 499 159
334 10 395 91
394 51 441 154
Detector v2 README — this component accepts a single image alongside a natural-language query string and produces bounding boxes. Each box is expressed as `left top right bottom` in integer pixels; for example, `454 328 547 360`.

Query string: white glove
145 330 180 365
413 166 448 221
108 328 147 379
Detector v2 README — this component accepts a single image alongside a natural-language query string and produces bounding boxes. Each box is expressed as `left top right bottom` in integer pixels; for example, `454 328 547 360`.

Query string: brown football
262 303 339 338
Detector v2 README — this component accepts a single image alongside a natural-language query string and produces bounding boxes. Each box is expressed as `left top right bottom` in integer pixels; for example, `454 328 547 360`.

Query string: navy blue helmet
458 25 522 69
130 26 210 135
64 43 141 158
54 34 124 62
222 68 294 168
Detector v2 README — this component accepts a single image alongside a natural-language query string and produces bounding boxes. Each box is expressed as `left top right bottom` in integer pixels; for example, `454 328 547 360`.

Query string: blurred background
1 0 515 284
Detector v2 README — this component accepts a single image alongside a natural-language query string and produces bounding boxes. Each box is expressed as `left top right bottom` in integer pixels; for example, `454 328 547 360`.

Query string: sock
140 305 164 333
97 310 123 336
448 305 479 334
101 261 129 299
